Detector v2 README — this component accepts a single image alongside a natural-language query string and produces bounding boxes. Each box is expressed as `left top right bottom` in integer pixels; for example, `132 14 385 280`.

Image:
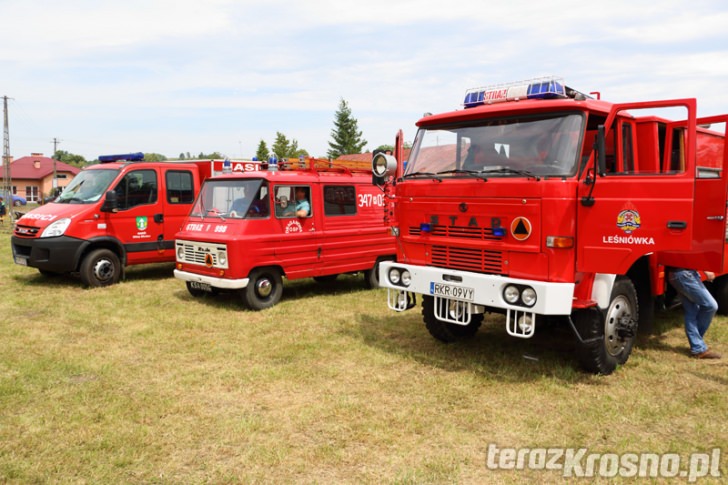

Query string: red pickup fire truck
10 153 249 286
373 77 728 374
174 158 396 310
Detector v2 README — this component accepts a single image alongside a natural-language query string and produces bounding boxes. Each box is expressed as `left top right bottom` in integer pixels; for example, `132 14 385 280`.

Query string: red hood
16 203 95 229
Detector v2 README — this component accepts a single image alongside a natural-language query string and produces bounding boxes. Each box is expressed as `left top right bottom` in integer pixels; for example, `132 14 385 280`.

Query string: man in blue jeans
668 268 721 359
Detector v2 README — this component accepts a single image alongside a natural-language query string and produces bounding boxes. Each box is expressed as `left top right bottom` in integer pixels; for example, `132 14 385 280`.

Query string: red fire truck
173 158 397 310
373 77 728 374
10 153 248 286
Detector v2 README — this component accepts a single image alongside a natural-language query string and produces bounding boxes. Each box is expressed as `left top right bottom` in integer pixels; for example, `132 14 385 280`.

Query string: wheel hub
93 259 114 281
255 278 272 297
605 295 633 356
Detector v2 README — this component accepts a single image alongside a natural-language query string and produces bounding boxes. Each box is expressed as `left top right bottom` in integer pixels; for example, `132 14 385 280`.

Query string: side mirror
596 125 607 176
100 190 118 213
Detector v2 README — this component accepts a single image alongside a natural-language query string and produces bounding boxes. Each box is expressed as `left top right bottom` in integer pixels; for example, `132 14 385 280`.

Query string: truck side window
275 185 311 218
166 170 194 204
115 170 157 210
323 185 357 216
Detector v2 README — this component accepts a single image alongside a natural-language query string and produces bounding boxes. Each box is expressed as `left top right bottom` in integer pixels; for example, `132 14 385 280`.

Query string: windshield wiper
402 171 442 181
478 167 540 181
437 169 488 180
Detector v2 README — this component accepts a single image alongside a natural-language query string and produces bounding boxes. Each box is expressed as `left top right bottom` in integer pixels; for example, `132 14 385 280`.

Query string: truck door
575 100 724 275
658 116 728 271
160 168 197 258
107 168 166 264
272 184 321 278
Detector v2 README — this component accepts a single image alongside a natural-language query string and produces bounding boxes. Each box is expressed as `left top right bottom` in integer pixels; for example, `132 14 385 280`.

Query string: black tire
575 277 638 375
79 249 121 287
186 281 219 298
709 275 728 316
243 268 283 310
313 274 338 284
422 295 483 342
363 261 381 289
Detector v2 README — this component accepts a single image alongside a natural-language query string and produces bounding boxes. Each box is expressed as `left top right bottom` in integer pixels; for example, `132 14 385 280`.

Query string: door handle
666 221 687 229
154 213 164 223
706 215 725 221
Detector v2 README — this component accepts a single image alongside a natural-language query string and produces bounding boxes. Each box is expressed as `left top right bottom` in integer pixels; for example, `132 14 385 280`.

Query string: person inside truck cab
463 142 506 170
294 187 310 217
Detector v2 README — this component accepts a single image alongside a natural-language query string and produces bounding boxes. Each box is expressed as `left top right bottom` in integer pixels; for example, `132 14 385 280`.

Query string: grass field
0 219 726 484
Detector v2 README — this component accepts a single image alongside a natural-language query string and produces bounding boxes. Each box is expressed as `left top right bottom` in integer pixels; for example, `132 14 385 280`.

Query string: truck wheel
243 268 283 310
80 249 121 287
186 281 219 298
364 260 381 289
313 275 338 284
709 275 728 315
575 277 638 375
422 295 483 342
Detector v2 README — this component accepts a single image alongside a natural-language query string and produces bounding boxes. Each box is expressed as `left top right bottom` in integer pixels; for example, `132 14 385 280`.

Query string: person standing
668 268 721 359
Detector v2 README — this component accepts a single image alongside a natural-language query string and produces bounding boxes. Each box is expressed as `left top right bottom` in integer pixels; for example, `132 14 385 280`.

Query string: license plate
189 281 212 292
14 256 27 266
430 282 474 301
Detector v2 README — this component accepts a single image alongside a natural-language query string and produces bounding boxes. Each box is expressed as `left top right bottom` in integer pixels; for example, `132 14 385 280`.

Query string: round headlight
503 285 520 304
218 252 227 266
176 245 185 260
521 288 537 307
401 270 412 286
388 268 401 285
372 153 397 178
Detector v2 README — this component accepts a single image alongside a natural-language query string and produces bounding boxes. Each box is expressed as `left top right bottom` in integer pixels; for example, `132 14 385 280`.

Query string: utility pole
2 95 12 221
51 137 61 191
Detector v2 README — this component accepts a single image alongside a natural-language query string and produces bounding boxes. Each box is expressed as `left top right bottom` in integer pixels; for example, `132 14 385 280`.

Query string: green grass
0 220 726 484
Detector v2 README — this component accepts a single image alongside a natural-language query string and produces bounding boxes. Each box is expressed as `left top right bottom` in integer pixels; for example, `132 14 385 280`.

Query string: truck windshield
191 179 269 219
405 113 584 178
56 169 119 204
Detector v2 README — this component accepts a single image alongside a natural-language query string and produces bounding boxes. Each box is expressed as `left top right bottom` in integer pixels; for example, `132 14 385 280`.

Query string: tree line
52 98 375 166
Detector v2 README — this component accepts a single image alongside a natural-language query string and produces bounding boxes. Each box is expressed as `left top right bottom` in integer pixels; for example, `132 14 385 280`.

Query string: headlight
503 285 520 304
388 268 401 285
401 270 412 286
176 245 185 261
372 153 397 178
521 287 537 307
40 218 71 238
218 251 227 266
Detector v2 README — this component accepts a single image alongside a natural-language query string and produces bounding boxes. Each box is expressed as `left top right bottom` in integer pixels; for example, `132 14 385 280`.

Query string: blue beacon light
463 76 567 108
419 222 432 233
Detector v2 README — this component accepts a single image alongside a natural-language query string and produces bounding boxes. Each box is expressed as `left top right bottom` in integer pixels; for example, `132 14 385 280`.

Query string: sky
2 0 728 161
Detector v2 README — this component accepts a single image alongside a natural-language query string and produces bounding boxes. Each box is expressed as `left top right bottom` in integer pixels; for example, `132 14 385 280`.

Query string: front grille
176 240 227 268
431 245 503 274
409 225 501 241
14 225 40 238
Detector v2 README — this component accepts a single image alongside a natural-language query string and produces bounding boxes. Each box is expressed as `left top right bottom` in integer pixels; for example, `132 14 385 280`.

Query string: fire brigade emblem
616 209 640 234
136 216 148 231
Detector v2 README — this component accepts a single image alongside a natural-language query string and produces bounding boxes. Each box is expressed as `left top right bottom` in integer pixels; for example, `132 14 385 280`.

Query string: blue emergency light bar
98 152 145 163
463 77 567 108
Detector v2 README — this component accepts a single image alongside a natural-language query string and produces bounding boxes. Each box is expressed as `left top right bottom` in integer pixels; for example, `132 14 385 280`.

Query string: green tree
52 150 87 168
197 152 223 159
327 98 367 159
271 132 309 159
375 144 394 153
143 153 168 162
178 152 186 160
255 139 269 161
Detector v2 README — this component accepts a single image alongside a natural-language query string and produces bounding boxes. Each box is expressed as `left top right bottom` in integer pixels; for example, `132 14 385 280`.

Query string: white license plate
189 281 212 292
430 282 474 301
14 256 27 266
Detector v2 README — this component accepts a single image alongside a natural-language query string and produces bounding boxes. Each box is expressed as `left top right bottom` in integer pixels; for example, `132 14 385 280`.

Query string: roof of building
0 154 82 180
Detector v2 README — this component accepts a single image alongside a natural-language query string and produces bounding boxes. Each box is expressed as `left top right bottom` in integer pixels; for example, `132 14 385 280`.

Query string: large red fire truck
11 154 250 286
174 158 397 310
373 77 728 374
